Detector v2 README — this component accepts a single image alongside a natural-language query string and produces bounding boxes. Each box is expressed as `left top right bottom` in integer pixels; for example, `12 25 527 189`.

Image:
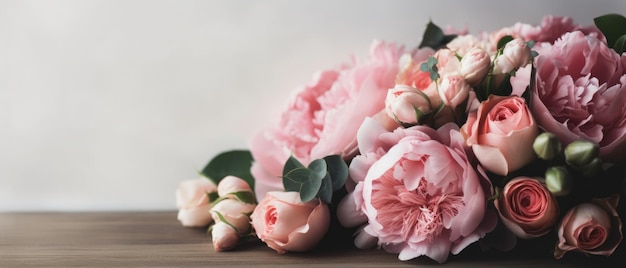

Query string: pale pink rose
434 48 461 75
493 38 531 74
447 35 491 57
358 123 495 263
210 199 256 234
462 95 539 176
489 27 519 50
459 47 491 86
494 177 559 239
217 175 252 197
175 178 217 227
385 85 432 125
555 195 623 258
211 221 240 252
531 31 626 162
250 41 405 201
438 72 471 108
250 191 330 254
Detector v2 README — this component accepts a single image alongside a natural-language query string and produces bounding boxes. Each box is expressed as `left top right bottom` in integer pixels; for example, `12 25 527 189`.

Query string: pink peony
462 95 539 176
532 31 626 162
250 191 330 254
512 16 601 45
356 123 495 263
555 195 623 259
250 41 405 200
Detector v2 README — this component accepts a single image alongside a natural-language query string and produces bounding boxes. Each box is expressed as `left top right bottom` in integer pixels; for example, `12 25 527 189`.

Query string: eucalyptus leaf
497 35 514 50
282 167 323 202
201 150 254 189
594 14 626 48
324 155 348 191
283 155 305 177
307 159 328 179
283 167 312 192
614 34 626 54
318 173 333 204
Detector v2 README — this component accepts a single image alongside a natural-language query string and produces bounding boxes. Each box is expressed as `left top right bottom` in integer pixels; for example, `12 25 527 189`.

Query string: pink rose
250 191 330 254
217 175 252 197
555 195 623 259
175 178 217 227
438 72 471 108
494 177 559 239
531 31 626 162
211 222 240 252
493 38 531 74
462 95 539 176
447 35 490 57
209 198 256 251
385 85 432 125
459 47 491 86
250 41 404 200
357 123 495 263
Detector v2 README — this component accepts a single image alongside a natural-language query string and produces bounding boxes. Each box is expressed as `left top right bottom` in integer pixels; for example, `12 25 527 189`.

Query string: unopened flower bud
565 140 599 167
578 157 603 178
493 38 531 74
385 85 432 125
438 73 471 109
460 47 491 86
533 132 562 160
545 166 573 196
211 221 240 251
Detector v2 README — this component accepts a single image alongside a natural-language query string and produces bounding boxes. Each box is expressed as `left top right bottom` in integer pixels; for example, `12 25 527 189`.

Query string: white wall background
2 0 625 211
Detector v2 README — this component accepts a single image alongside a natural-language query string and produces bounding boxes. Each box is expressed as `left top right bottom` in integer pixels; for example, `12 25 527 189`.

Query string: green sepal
201 150 255 189
212 191 256 205
497 35 514 50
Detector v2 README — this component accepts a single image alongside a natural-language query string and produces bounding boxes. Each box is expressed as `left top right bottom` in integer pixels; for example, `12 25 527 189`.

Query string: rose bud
459 47 491 86
494 177 560 239
217 175 253 198
555 195 623 259
385 85 432 125
250 191 330 254
175 178 217 227
564 140 599 167
210 199 256 234
438 72 471 109
545 166 573 196
493 38 531 74
533 132 562 160
211 221 240 252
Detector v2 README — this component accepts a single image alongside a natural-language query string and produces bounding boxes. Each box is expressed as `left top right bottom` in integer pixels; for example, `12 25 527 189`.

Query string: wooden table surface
0 212 622 267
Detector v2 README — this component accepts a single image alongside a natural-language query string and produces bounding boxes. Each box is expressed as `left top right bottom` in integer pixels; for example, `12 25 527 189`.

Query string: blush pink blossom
438 72 471 108
531 31 626 162
175 178 217 227
459 47 491 86
462 95 539 176
356 123 495 263
250 191 330 254
512 16 602 44
493 38 531 74
385 85 432 125
250 41 405 200
217 175 252 198
555 195 623 259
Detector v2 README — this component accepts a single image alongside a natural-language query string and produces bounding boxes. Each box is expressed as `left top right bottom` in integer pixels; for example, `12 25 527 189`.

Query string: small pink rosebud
217 175 252 197
493 38 531 74
438 73 471 108
385 85 432 125
211 221 240 251
210 199 256 233
459 47 491 86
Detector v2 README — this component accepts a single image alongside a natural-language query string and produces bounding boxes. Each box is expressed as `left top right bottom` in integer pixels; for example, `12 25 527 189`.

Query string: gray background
2 0 625 211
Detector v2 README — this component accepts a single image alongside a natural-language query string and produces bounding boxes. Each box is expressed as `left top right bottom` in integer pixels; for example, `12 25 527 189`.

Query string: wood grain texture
0 212 622 267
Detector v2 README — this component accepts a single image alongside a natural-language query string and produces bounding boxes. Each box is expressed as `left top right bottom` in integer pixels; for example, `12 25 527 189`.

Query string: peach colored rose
555 195 623 259
250 41 405 201
531 31 626 162
494 177 559 239
175 178 217 227
357 123 495 263
462 95 539 175
250 191 330 254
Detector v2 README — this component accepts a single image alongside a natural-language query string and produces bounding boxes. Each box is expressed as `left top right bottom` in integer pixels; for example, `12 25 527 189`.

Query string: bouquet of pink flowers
176 14 626 264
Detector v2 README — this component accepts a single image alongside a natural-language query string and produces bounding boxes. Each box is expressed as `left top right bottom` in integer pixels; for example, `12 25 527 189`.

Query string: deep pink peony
250 41 404 200
354 123 495 263
532 31 626 162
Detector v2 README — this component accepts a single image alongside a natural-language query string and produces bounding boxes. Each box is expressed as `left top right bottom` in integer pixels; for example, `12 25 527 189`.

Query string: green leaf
201 150 255 189
614 34 626 54
418 21 457 50
497 35 514 50
229 191 256 204
324 155 348 191
283 167 312 192
594 14 626 49
420 56 440 81
307 159 328 179
207 192 219 203
282 155 305 177
282 167 323 202
317 173 333 204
